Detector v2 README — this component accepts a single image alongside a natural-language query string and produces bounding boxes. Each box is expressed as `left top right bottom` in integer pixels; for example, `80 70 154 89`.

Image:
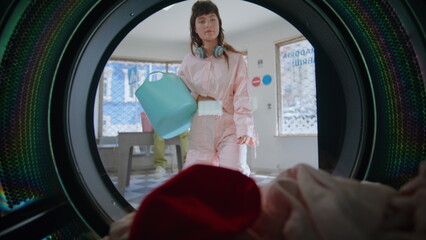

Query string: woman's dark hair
189 0 239 61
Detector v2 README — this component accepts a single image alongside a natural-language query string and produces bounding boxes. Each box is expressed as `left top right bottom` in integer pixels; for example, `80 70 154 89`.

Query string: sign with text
279 39 317 136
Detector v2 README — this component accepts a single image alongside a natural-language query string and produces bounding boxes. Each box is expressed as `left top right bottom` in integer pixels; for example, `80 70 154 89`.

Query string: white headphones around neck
195 45 225 58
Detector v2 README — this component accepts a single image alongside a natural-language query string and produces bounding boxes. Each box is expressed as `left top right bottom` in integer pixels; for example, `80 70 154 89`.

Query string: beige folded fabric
247 163 426 240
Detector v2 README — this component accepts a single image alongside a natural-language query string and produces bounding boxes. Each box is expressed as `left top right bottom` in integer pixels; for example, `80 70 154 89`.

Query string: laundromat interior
1 0 425 239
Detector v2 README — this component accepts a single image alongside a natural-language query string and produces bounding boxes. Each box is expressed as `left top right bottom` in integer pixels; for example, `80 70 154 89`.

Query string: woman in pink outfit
178 0 255 175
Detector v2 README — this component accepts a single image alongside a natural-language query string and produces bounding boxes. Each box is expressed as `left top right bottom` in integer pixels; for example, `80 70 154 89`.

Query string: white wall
112 19 318 173
228 20 318 173
113 38 188 61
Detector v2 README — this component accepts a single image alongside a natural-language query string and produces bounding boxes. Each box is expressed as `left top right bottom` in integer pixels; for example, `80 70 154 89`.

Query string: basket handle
143 71 167 84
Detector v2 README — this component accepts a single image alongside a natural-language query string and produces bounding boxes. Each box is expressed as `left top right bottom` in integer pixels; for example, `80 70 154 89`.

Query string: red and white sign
252 77 261 86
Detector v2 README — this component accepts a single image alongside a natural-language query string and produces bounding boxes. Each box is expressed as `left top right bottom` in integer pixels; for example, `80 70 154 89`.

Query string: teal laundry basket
135 72 196 139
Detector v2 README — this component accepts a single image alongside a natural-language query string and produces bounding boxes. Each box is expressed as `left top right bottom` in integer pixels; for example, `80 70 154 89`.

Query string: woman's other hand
238 135 250 145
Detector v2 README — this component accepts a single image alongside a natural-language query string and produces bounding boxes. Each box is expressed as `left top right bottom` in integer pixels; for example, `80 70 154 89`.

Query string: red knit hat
128 164 261 240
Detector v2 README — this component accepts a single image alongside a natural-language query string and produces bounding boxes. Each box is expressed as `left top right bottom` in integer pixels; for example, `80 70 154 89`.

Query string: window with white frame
99 59 180 137
277 37 317 136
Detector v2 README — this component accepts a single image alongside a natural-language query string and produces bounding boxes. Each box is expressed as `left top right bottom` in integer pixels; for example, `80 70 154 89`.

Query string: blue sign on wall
262 74 272 85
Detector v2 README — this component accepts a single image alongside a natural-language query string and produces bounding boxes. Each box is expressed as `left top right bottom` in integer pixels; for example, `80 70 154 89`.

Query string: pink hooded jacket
178 51 255 143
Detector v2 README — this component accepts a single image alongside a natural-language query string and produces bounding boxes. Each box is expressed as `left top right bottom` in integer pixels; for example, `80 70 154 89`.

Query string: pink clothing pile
248 163 426 240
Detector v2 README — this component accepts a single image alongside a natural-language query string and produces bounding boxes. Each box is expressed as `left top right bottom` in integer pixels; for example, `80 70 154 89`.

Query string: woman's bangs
193 3 219 18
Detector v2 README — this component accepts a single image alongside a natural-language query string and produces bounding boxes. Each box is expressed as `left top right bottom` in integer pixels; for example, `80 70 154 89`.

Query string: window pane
278 38 317 136
100 60 180 137
168 63 180 74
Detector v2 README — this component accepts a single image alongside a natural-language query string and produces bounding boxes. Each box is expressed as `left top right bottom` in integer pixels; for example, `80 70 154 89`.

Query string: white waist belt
197 100 223 116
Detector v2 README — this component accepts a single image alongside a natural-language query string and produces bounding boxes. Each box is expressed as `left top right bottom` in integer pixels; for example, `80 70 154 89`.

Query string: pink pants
184 111 250 176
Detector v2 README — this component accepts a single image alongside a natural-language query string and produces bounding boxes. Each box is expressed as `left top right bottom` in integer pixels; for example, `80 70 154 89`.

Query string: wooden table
117 132 182 194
